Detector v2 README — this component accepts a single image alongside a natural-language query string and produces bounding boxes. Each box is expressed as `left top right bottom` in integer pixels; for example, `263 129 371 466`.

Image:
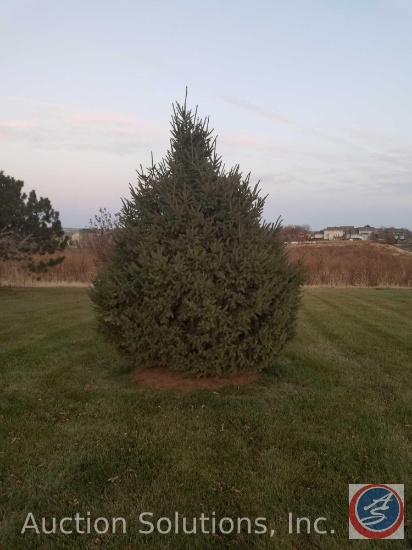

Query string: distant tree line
280 225 312 242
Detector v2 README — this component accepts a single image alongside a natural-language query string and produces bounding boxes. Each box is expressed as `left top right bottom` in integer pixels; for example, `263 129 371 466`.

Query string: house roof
324 226 355 231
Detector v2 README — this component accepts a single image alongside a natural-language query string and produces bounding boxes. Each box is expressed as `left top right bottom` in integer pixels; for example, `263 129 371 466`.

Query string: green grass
1 288 411 549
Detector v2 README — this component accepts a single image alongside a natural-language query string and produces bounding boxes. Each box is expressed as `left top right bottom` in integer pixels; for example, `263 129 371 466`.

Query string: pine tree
0 171 67 271
90 96 305 376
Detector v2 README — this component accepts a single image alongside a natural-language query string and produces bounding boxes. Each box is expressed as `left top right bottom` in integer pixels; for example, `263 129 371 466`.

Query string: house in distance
312 226 411 243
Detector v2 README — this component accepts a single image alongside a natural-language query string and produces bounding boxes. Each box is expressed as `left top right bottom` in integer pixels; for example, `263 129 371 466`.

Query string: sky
1 0 411 230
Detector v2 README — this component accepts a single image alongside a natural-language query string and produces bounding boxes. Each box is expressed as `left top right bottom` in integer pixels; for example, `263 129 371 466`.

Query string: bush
90 98 305 376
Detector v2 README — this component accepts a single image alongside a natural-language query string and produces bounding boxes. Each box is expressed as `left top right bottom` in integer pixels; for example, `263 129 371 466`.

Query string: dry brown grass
0 249 95 287
1 241 411 287
288 241 412 287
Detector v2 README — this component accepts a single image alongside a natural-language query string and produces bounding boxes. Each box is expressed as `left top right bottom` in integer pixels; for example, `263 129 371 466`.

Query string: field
1 241 412 288
288 241 412 287
1 288 411 549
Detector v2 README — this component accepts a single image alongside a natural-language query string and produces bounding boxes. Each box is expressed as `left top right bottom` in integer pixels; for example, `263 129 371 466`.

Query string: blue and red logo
349 484 404 539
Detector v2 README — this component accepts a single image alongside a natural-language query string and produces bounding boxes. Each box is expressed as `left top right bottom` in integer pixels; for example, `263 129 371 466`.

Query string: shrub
90 98 305 375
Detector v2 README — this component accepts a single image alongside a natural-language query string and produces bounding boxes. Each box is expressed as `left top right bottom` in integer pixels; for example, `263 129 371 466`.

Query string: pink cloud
69 111 162 139
73 112 133 123
71 112 152 128
0 120 31 128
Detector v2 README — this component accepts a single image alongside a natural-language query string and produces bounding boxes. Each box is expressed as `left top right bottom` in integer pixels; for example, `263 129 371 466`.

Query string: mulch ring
133 365 261 390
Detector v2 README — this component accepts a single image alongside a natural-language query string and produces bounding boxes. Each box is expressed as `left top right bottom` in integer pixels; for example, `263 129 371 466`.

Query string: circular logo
349 484 404 539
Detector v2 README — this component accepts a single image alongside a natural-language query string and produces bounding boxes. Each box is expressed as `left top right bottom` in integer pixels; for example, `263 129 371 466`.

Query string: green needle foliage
0 170 67 273
90 97 305 376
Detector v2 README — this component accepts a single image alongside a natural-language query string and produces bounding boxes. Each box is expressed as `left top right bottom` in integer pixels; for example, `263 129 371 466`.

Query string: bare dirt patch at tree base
133 365 261 390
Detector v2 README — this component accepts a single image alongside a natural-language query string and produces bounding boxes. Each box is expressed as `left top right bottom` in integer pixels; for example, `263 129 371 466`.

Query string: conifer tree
0 171 67 272
90 96 305 376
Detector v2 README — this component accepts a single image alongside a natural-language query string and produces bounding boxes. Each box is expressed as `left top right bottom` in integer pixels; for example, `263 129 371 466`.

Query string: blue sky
1 0 411 229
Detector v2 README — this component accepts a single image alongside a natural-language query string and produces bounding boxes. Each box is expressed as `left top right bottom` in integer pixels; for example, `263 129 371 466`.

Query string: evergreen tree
0 171 67 272
90 97 305 376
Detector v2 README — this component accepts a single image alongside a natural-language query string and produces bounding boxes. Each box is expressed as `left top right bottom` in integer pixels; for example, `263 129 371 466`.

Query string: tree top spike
184 86 188 110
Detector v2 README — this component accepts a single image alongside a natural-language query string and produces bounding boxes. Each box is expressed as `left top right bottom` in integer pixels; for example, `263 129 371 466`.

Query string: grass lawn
1 287 411 549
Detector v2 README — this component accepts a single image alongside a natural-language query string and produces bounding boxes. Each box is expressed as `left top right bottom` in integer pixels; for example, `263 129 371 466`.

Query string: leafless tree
83 208 120 267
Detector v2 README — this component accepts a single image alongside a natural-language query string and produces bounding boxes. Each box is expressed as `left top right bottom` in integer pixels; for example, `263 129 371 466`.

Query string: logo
349 484 404 539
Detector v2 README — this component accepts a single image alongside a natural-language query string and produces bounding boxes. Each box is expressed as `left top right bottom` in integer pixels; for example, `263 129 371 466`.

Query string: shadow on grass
263 358 296 379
